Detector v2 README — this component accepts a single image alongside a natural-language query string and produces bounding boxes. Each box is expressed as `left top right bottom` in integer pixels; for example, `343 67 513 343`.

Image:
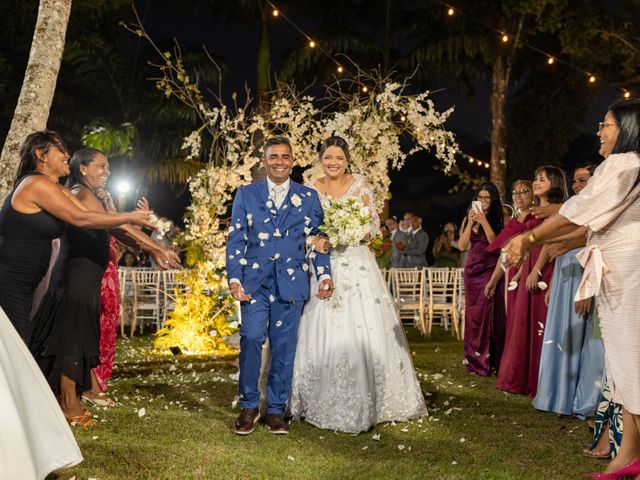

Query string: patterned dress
93 236 120 391
559 152 640 414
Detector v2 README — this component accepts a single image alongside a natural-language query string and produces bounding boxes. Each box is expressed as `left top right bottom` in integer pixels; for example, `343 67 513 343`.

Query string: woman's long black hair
608 98 640 186
66 147 103 191
15 130 68 185
475 182 504 236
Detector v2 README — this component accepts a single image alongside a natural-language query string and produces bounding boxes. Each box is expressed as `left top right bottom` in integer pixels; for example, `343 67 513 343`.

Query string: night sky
111 2 619 237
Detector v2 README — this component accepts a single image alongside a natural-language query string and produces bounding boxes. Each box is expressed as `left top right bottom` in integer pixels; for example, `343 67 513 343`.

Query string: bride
289 136 427 433
0 306 82 479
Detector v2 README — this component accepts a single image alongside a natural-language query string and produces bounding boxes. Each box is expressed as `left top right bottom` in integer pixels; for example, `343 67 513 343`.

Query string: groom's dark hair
263 136 292 156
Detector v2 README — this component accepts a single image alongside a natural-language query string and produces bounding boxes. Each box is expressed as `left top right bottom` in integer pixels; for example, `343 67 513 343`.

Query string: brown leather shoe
234 408 260 435
265 413 289 435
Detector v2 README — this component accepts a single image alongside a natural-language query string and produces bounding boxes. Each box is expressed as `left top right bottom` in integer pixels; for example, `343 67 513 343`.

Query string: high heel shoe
67 412 96 429
584 458 640 479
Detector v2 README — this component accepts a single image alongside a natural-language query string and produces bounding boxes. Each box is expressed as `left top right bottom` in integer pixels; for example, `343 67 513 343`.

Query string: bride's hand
316 278 334 300
308 236 331 254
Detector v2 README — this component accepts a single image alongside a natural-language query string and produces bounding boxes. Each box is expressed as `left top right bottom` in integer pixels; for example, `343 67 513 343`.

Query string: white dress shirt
267 177 290 209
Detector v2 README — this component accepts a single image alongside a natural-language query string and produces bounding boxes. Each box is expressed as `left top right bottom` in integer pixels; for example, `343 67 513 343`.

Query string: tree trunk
490 55 508 196
0 0 72 200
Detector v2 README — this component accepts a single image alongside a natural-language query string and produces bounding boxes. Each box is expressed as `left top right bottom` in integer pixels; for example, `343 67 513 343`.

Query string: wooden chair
130 268 161 335
393 268 426 334
380 268 392 292
160 269 182 328
426 268 459 338
456 268 466 338
118 267 133 337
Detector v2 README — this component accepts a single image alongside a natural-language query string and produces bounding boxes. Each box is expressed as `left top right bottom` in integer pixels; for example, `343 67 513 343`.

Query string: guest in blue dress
532 164 605 418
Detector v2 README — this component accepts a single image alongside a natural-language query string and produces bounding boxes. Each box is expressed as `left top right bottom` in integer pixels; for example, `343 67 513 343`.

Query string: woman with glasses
503 100 640 478
533 164 605 420
497 166 568 397
485 180 536 320
458 182 504 376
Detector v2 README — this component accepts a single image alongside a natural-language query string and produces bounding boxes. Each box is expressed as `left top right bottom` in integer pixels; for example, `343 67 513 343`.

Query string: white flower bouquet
319 197 371 247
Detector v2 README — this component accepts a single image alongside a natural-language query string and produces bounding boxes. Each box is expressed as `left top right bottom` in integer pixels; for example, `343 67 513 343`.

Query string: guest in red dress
485 180 536 327
458 182 504 376
496 166 568 397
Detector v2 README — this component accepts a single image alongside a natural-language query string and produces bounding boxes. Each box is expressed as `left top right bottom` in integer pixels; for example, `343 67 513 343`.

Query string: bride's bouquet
320 197 371 247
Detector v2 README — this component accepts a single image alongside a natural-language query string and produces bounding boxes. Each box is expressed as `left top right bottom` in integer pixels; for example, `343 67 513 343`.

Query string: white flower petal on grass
401 427 409 432
452 461 458 465
362 446 368 450
372 433 381 441
397 444 406 451
459 437 466 443
287 455 295 462
138 408 146 417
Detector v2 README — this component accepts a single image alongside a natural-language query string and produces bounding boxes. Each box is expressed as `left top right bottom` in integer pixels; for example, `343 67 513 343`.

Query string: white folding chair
456 268 466 339
118 267 133 337
160 269 182 328
380 268 392 292
426 268 459 338
131 268 161 335
393 268 426 334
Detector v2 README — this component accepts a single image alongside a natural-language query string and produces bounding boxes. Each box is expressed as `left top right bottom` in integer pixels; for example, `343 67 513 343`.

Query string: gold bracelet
527 230 537 246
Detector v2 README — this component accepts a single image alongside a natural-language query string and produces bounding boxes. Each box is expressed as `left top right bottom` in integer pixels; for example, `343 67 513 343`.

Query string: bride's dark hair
318 136 351 161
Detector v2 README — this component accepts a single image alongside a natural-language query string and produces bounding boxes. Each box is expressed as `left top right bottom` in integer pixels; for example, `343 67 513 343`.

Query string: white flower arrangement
149 214 172 240
319 197 371 247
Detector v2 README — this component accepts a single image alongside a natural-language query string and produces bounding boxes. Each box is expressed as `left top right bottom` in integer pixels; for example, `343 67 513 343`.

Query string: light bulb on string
468 157 474 164
589 75 596 83
272 9 279 17
502 34 509 43
362 86 369 93
484 163 490 169
624 91 631 99
309 40 316 48
337 65 344 73
400 115 406 121
547 57 554 65
447 7 454 16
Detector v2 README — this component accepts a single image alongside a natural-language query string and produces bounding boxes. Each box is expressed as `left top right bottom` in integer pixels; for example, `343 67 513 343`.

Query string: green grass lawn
50 328 603 480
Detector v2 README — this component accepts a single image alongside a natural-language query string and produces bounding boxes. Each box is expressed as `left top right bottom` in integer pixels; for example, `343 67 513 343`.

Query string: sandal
67 412 96 429
82 393 116 407
582 448 611 459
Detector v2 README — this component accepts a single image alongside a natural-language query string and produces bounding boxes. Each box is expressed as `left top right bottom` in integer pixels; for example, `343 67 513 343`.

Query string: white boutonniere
290 193 302 207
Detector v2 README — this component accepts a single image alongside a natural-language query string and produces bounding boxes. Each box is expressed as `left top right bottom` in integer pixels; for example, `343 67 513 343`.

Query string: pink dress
93 236 119 391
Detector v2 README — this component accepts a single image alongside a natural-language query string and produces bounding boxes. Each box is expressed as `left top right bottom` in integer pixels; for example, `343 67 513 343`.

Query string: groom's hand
316 278 334 300
230 283 251 302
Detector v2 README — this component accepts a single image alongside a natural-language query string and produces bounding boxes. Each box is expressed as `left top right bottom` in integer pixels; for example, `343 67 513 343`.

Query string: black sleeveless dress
29 198 110 395
0 175 66 339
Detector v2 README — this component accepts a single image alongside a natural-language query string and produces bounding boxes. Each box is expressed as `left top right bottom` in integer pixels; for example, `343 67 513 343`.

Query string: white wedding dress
289 175 427 433
0 306 82 479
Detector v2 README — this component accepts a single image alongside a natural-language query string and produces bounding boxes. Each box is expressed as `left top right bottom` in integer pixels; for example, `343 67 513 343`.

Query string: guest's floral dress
93 236 120 391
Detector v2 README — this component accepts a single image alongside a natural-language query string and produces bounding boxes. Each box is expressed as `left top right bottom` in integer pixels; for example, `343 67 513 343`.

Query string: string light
362 86 369 93
272 8 279 17
501 34 509 43
589 75 596 83
624 91 631 99
447 7 455 16
468 157 474 164
400 115 406 121
484 162 490 169
337 65 344 73
309 40 316 48
547 57 554 65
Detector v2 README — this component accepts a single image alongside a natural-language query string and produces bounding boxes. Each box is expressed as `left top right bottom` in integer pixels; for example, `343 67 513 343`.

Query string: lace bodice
312 174 380 239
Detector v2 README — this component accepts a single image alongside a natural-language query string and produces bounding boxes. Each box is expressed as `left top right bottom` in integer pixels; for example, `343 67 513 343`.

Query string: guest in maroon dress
485 180 536 326
459 182 504 376
496 166 568 397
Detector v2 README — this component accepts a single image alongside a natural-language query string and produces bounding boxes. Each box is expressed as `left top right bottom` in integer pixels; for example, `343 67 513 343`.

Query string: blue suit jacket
225 179 331 302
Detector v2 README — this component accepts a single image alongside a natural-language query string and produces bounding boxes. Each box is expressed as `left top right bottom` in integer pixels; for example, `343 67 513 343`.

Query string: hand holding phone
471 200 482 214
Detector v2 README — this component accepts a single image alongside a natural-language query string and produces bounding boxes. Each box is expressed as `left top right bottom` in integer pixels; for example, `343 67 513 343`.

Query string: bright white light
118 181 130 194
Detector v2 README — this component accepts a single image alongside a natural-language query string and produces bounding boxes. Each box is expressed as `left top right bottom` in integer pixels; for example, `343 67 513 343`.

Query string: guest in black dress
0 131 154 340
28 148 180 427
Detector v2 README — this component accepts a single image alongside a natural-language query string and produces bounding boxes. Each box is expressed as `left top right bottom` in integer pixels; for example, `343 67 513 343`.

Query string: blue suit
226 178 331 414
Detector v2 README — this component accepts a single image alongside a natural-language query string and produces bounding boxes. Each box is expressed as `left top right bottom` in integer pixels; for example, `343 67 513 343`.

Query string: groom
226 137 334 435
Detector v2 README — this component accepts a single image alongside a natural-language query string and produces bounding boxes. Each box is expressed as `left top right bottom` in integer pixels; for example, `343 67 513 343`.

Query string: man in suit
385 217 406 268
226 137 333 435
401 214 429 268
